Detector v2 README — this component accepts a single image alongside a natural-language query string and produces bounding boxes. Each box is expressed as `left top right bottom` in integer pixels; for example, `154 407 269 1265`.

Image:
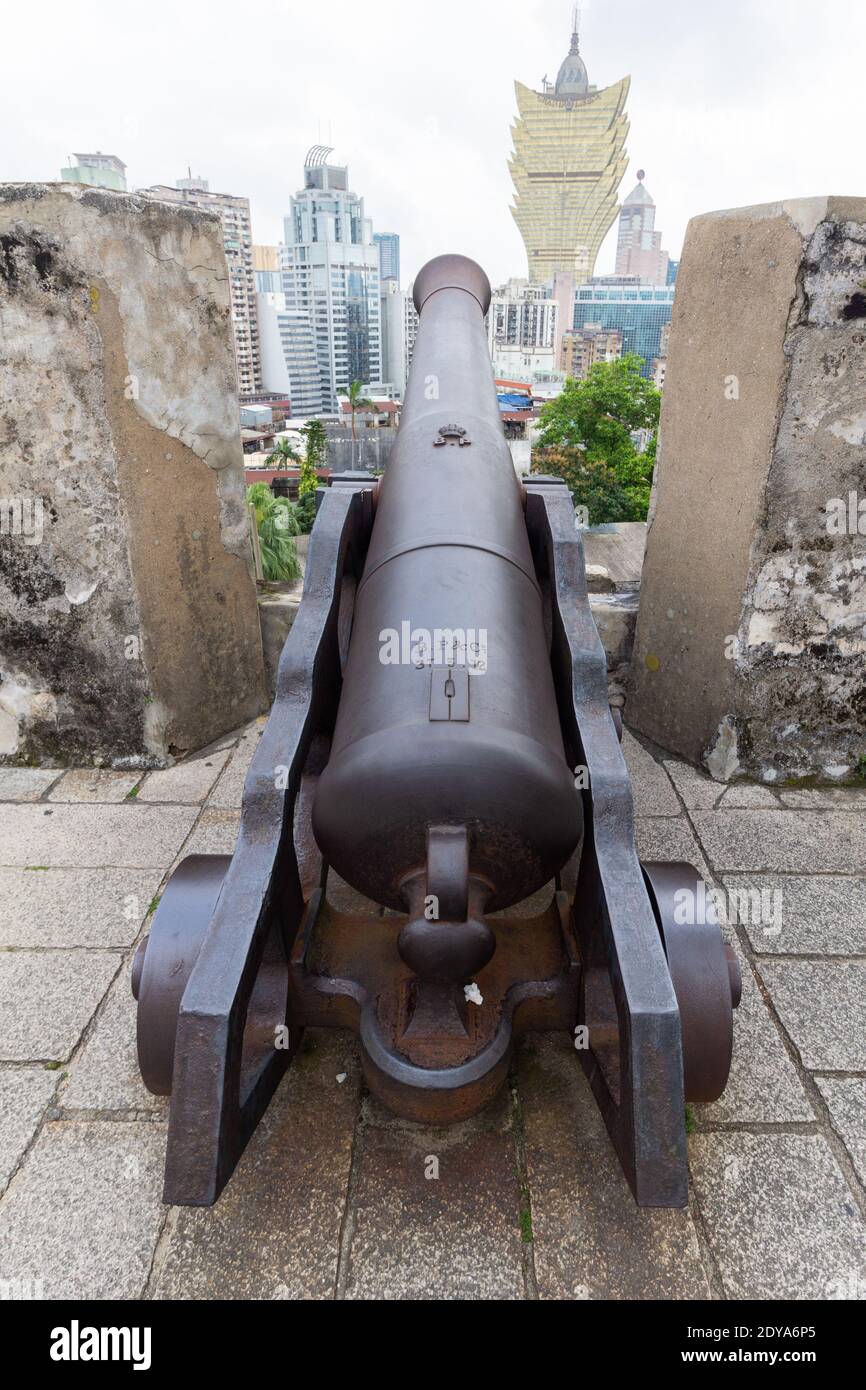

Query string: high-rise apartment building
509 18 629 283
487 279 559 379
403 285 419 382
374 232 400 283
614 170 670 284
61 152 127 191
281 147 381 411
651 319 671 391
560 323 623 378
139 180 261 394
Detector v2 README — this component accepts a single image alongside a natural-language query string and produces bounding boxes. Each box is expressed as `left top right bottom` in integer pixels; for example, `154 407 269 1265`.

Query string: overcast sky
3 0 865 287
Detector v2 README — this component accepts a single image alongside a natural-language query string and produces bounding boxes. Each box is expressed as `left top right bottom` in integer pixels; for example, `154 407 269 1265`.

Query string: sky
2 0 866 288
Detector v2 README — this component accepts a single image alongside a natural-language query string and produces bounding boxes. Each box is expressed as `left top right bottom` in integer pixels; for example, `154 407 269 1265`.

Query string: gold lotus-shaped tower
510 20 630 283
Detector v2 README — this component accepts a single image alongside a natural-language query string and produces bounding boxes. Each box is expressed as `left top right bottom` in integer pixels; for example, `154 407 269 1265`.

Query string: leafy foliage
299 419 326 497
339 379 375 439
532 354 660 524
246 483 302 582
293 490 318 534
265 437 301 469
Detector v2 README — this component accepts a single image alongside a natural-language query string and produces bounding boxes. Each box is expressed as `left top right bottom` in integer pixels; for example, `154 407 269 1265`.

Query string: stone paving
0 723 865 1301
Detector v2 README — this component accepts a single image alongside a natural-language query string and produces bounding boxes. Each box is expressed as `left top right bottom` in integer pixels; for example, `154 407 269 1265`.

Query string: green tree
299 419 326 498
265 437 301 470
293 491 318 534
339 380 374 440
533 354 660 524
246 483 302 582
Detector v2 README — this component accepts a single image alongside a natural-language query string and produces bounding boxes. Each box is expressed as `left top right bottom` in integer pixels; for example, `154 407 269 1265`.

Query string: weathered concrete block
257 584 301 699
0 183 266 765
582 520 646 590
630 198 866 781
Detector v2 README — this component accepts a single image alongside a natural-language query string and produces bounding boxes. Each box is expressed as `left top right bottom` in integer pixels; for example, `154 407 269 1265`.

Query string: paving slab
816 1079 866 1189
517 1034 710 1298
0 804 197 868
692 811 866 874
635 816 709 875
0 1119 167 1299
664 760 724 810
718 784 780 808
0 1067 58 1193
137 748 231 803
48 769 141 802
342 1091 525 1300
154 1032 359 1299
690 1133 866 1300
207 722 265 810
0 768 62 801
722 874 866 955
62 960 166 1114
760 961 866 1071
0 867 164 948
177 808 240 860
696 961 811 1124
621 732 680 816
0 951 120 1061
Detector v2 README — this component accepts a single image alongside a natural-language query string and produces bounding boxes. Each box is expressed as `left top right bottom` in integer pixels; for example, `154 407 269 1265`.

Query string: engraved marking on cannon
433 424 472 447
429 666 470 721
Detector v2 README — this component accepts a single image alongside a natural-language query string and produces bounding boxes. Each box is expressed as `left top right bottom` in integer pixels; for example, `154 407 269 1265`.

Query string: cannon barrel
312 254 583 924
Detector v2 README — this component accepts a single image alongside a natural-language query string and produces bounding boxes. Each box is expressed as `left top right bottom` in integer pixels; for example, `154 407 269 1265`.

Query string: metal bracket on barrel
523 478 688 1208
162 477 376 1206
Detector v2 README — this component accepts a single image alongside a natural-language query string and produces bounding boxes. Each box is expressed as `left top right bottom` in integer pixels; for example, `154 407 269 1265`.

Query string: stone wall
630 197 866 782
0 183 266 766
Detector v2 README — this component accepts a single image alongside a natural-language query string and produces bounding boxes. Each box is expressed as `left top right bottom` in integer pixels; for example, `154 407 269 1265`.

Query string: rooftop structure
60 152 127 192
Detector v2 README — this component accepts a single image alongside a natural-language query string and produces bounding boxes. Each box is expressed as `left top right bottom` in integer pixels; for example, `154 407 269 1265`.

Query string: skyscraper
374 232 400 283
614 170 670 284
509 15 630 284
379 277 418 398
572 277 675 379
257 289 324 415
282 147 381 412
138 180 261 394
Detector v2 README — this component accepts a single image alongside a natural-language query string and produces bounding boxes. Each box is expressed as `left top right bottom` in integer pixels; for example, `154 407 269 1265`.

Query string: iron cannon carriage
132 254 740 1208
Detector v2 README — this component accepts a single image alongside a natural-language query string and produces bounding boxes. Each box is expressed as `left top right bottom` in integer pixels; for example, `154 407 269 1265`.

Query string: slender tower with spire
509 9 630 283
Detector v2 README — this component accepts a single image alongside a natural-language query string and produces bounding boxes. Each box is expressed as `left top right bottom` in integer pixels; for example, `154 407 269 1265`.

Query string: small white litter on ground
336 1073 347 1084
464 983 483 1006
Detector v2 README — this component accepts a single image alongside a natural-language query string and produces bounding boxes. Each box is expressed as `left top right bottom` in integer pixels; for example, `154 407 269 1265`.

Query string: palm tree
339 380 375 441
246 483 302 582
265 437 301 469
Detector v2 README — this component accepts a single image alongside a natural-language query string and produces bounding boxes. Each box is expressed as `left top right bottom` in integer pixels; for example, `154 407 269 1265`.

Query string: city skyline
4 1 866 290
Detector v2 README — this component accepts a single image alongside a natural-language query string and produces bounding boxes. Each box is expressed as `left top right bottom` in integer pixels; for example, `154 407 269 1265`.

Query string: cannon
132 254 740 1208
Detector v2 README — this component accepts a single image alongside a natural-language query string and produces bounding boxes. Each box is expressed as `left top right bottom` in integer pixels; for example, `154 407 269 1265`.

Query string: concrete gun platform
1 722 865 1300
